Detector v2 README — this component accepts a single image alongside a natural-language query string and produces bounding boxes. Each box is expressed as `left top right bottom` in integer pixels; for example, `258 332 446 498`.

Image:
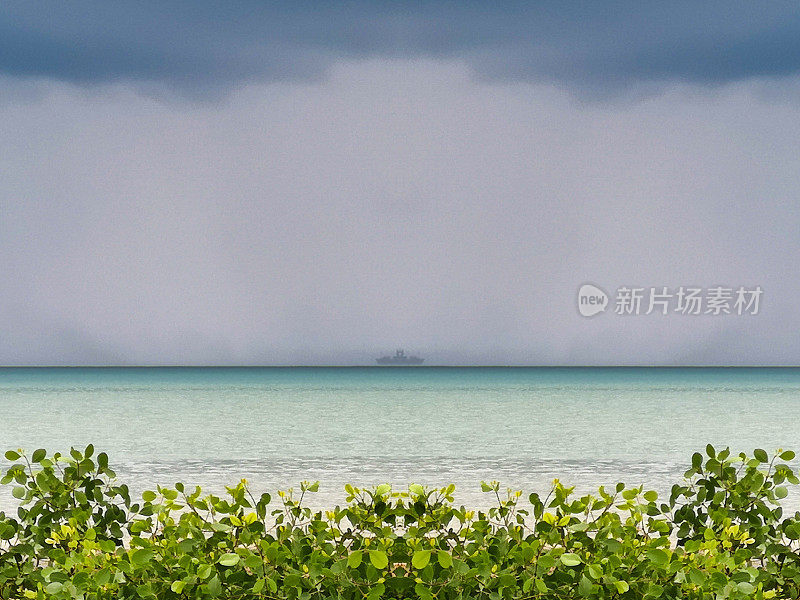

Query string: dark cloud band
2 1 800 94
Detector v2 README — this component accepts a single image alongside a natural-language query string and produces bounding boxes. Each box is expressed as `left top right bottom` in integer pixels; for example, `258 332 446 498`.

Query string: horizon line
1 365 799 369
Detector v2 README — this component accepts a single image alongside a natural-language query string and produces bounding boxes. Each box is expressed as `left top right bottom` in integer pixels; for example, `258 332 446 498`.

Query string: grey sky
1 5 799 365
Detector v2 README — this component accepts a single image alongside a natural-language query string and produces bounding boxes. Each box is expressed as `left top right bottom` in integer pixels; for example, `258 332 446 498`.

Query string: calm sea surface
1 367 799 510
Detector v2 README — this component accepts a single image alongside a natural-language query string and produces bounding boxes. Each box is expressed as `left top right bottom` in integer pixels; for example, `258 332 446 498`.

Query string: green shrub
1 445 799 599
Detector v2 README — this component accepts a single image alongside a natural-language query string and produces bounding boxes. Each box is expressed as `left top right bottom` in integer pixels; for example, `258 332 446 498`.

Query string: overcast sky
1 2 800 365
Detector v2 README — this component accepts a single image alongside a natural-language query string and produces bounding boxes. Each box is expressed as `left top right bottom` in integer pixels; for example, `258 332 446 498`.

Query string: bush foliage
1 446 800 599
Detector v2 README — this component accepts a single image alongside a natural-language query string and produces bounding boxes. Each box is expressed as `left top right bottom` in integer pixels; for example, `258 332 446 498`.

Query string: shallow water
1 367 799 511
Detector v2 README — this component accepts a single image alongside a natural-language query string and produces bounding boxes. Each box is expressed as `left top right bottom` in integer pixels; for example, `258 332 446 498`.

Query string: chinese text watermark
578 284 762 317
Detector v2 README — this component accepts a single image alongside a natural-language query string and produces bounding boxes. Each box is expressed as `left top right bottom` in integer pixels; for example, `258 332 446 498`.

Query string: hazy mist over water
2 367 799 510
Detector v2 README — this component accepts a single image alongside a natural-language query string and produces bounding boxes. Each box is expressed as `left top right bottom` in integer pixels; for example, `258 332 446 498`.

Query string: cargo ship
376 349 424 365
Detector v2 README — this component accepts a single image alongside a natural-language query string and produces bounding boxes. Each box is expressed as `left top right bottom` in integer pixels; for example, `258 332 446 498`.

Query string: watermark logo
578 284 762 317
577 284 609 317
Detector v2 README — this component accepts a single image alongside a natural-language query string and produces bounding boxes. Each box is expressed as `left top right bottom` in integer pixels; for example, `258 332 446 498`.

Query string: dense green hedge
1 446 800 599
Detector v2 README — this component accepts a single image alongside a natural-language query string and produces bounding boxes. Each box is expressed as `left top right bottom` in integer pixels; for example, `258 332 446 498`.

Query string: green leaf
218 553 240 566
578 575 593 597
780 450 795 461
142 490 157 502
560 553 582 566
207 575 222 597
409 483 425 496
31 449 46 463
131 548 155 566
737 582 755 594
412 550 432 569
688 569 706 585
498 574 516 588
754 448 769 463
369 550 389 569
4 450 20 461
95 568 111 586
45 582 63 595
775 486 788 499
437 550 453 568
170 581 186 594
367 582 386 600
284 574 301 588
522 577 534 593
197 564 212 580
586 564 603 580
347 550 363 569
643 490 658 502
415 582 434 600
691 452 702 469
12 486 26 499
615 580 629 593
646 548 669 566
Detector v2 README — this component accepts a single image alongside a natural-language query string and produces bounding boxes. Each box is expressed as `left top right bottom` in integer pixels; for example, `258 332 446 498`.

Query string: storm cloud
1 5 800 365
2 2 800 95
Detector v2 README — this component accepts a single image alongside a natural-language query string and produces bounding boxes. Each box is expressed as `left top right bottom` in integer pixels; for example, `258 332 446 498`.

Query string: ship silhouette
376 349 424 365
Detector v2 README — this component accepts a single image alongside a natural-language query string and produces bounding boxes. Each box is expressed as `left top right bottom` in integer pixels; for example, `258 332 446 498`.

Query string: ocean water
1 367 799 511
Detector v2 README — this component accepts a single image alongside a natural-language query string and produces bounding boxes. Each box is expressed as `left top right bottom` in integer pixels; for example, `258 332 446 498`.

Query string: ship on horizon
376 349 424 365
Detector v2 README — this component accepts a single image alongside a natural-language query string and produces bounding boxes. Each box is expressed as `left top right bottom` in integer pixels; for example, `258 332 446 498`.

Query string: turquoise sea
1 367 799 510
